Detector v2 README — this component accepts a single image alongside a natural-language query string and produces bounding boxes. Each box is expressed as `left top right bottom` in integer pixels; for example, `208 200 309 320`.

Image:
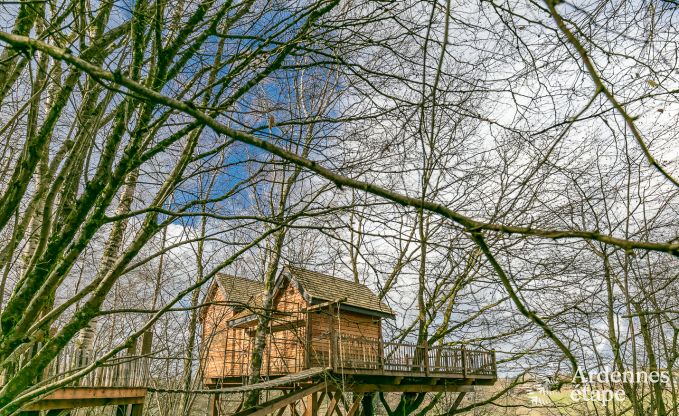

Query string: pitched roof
284 266 394 318
215 273 263 309
219 266 395 327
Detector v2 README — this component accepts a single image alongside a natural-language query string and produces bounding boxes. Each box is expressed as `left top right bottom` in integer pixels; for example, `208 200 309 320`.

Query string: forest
0 0 678 415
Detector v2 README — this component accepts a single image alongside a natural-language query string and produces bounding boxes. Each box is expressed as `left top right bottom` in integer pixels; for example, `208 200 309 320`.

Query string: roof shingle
215 273 263 308
215 266 395 322
285 266 394 317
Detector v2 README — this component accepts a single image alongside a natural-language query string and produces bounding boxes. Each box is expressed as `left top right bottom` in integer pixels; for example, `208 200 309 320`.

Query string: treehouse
200 265 497 415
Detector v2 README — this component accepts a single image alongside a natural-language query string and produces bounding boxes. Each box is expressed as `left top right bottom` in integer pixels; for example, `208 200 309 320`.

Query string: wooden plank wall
261 282 306 375
308 309 381 367
201 288 250 382
201 278 384 381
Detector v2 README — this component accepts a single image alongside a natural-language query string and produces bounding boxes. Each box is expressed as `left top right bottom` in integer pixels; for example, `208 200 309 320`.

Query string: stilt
209 393 220 416
345 394 363 416
115 404 128 416
233 382 327 416
325 391 338 416
303 392 317 416
449 392 466 412
130 403 144 416
360 393 374 416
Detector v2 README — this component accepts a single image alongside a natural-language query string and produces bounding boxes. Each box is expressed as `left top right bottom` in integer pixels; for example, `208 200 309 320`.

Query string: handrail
0 345 151 389
307 333 496 377
5 334 496 389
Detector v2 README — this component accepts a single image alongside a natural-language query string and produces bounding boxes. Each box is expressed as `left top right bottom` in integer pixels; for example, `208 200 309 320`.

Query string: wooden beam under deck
233 382 328 416
333 368 496 380
346 384 475 393
209 371 495 390
23 388 147 411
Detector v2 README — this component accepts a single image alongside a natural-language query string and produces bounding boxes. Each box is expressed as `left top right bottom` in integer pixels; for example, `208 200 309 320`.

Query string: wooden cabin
200 265 395 385
200 265 496 393
200 272 265 382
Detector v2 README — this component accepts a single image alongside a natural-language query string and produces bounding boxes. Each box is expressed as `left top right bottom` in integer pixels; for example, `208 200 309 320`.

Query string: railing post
491 349 496 376
461 346 467 378
328 304 336 370
124 337 138 387
266 327 272 376
141 330 153 385
423 339 429 376
329 332 336 369
305 311 312 369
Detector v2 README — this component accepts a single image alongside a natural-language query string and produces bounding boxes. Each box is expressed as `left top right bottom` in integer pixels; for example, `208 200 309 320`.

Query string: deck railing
308 334 496 378
22 336 494 388
0 345 150 389
46 347 151 387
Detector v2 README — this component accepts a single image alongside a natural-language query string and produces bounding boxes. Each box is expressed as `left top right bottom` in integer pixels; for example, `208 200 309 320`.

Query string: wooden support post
423 339 429 376
377 320 384 372
234 383 327 416
461 346 467 378
304 392 318 416
360 393 374 416
130 403 143 416
345 394 363 416
115 404 128 416
335 304 341 370
267 321 273 376
337 391 349 415
325 391 340 416
328 305 335 370
209 393 220 416
449 392 466 412
305 312 312 369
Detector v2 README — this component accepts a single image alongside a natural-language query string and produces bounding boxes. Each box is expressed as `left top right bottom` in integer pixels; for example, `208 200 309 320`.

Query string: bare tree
1 0 679 415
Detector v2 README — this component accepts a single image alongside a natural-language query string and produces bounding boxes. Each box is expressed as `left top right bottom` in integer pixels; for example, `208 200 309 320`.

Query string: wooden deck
8 334 495 414
311 334 496 379
3 343 151 413
21 387 146 411
206 333 497 387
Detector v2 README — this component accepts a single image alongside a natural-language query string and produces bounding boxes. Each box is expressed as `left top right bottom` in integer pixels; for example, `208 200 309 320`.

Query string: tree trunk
243 229 286 408
73 169 140 367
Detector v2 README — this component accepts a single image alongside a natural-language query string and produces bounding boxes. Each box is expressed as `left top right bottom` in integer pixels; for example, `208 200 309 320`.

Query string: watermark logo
529 386 551 406
569 368 670 404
